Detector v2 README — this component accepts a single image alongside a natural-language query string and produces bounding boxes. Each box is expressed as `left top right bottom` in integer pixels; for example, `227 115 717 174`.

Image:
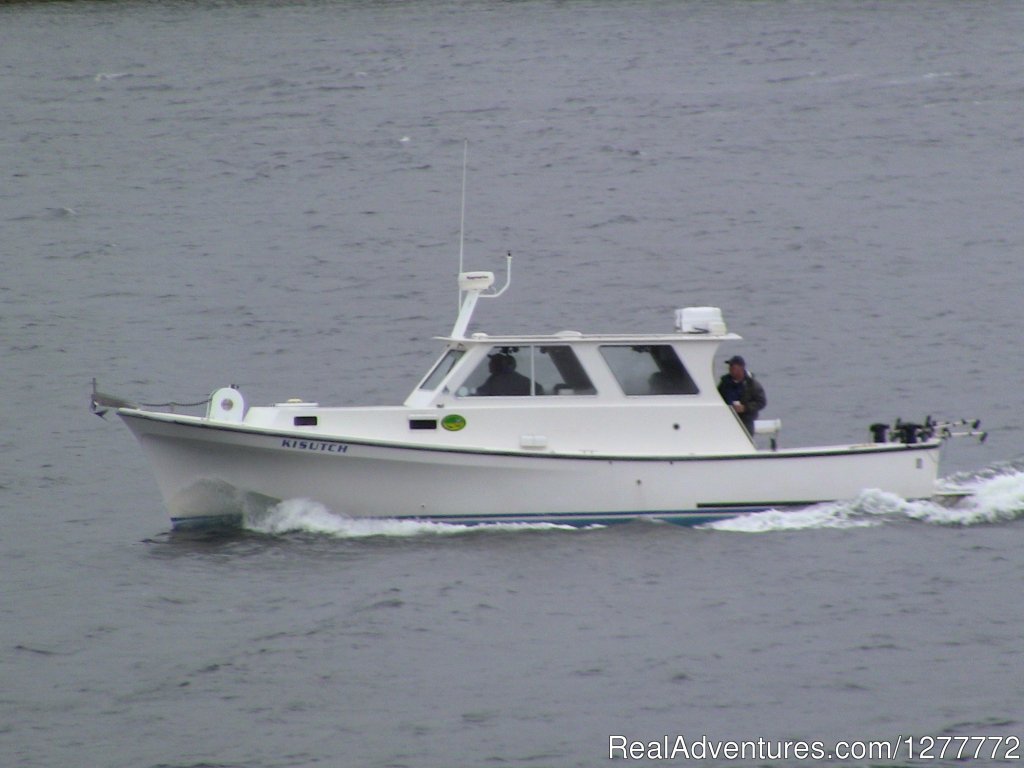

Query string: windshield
418 349 465 391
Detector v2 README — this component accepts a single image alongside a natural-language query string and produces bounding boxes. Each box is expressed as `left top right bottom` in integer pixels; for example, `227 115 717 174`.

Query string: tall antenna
447 140 512 337
458 139 468 281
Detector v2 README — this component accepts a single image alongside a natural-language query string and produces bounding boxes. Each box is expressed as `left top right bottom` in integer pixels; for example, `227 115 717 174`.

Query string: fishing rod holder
870 416 986 445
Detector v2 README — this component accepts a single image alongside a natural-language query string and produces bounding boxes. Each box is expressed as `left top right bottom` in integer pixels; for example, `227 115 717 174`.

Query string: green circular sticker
441 414 467 432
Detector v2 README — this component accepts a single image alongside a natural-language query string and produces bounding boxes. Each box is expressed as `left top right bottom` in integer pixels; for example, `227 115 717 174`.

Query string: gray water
3 1 1024 766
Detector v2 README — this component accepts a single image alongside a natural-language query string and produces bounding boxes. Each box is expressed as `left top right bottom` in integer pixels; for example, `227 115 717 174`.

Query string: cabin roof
436 331 743 345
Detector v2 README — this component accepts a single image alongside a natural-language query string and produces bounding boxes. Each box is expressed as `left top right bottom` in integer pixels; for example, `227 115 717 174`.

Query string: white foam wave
244 498 579 538
925 466 1024 525
245 468 1024 537
704 468 1024 532
703 492 892 533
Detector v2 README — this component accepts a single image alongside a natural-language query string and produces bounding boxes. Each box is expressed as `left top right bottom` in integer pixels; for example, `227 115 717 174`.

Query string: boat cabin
393 299 760 455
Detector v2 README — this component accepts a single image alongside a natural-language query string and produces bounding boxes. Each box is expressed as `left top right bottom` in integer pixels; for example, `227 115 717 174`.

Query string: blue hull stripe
170 504 798 530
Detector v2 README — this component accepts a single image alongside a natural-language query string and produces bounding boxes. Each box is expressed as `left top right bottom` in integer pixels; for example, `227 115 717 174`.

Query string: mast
449 141 511 338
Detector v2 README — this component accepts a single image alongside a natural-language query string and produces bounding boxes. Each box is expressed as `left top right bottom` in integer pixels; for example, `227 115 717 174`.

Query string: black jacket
717 373 767 434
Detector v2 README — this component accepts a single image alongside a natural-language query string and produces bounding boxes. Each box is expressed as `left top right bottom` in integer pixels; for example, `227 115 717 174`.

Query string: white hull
120 409 941 529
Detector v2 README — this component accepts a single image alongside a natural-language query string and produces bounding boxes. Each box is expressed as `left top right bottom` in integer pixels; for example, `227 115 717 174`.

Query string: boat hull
119 410 942 529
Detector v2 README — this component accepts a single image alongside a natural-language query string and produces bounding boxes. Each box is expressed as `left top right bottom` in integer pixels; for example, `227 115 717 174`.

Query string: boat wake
241 463 1024 538
244 498 580 538
705 462 1024 533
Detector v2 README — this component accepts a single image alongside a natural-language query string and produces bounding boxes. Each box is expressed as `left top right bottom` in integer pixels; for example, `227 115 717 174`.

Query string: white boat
99 261 981 529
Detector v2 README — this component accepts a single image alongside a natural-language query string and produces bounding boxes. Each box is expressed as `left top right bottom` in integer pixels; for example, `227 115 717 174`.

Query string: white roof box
675 306 727 335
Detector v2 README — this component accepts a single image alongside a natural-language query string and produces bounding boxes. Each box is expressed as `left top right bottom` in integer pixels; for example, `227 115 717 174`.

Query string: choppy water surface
3 1 1024 766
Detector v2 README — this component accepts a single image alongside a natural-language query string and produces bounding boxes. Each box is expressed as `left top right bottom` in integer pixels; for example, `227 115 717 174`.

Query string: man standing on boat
718 355 767 435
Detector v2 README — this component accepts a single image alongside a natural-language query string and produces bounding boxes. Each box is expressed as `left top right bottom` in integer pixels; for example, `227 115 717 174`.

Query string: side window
418 349 464 391
460 347 536 396
599 345 699 396
458 346 596 397
539 346 596 395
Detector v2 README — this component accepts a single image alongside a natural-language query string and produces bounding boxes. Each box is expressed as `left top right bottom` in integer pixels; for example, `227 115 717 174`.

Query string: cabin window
599 345 699 396
418 349 465 391
458 345 595 397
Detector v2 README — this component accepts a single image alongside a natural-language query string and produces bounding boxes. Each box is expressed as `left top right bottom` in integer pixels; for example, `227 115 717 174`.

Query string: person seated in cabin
476 352 541 396
648 353 697 394
717 355 766 435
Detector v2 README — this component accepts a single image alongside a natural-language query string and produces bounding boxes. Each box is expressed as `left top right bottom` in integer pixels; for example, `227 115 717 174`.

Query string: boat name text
280 438 349 454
